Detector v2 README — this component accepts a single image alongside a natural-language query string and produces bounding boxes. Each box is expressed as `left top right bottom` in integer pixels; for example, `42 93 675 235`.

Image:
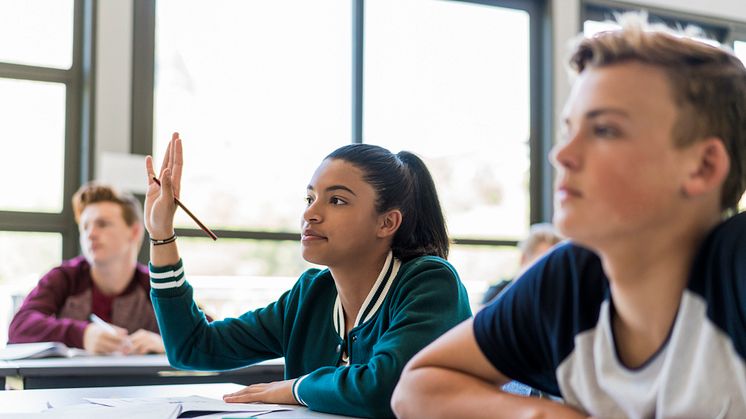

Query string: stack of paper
0 395 290 419
0 342 89 360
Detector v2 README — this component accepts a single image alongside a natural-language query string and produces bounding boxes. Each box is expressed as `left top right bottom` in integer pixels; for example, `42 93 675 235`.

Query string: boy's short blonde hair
518 223 562 261
72 182 143 227
569 14 746 212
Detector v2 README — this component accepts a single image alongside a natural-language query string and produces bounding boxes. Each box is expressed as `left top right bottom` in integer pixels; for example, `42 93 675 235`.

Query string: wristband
150 234 177 246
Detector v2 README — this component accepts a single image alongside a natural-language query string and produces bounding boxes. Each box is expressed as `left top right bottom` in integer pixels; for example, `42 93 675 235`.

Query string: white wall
93 0 746 157
94 0 133 175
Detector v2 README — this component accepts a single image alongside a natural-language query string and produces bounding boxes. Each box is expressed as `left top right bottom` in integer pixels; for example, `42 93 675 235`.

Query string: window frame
0 0 94 261
132 0 551 250
581 0 746 47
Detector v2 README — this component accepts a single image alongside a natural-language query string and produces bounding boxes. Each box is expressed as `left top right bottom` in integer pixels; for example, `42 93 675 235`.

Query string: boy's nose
550 135 581 171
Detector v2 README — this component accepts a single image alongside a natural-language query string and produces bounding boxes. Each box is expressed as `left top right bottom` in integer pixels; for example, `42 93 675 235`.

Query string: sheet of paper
0 402 179 419
84 395 290 414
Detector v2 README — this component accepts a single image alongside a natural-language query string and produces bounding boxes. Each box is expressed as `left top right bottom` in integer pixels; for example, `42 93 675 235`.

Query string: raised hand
144 132 183 240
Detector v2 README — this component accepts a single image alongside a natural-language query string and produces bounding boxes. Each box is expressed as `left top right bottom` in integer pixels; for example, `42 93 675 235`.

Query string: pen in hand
151 176 218 241
89 314 132 354
89 314 117 335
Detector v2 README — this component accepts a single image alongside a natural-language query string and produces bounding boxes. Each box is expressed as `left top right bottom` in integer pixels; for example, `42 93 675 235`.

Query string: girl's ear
377 209 402 239
681 137 730 200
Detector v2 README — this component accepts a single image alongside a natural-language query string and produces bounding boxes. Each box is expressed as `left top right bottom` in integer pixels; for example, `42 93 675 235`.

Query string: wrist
150 233 177 246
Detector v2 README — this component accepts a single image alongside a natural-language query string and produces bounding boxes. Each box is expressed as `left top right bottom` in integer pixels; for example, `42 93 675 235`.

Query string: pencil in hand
151 176 218 241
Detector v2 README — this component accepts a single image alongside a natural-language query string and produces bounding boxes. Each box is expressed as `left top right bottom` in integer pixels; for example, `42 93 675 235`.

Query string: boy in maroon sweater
9 183 164 354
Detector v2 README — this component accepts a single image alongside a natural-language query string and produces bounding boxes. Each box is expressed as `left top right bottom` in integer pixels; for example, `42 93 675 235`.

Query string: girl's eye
330 197 347 205
304 196 314 205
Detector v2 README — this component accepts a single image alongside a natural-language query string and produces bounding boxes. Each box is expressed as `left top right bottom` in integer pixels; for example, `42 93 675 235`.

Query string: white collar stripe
332 250 399 337
362 259 400 324
334 298 344 339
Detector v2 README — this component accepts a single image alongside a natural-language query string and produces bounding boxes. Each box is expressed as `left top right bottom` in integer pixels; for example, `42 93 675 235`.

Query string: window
583 2 731 42
0 232 62 345
365 0 531 241
736 40 746 61
137 0 549 313
736 41 746 210
0 0 88 297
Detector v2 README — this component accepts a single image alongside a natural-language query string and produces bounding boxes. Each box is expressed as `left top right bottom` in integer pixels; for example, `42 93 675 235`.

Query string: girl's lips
301 230 327 242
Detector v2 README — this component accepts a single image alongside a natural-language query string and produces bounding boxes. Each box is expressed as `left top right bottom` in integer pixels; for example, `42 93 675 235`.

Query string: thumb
161 168 175 203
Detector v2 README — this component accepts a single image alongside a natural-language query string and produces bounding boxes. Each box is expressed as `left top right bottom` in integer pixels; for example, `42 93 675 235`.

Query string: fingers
161 168 176 203
223 384 267 403
96 332 129 354
171 133 183 198
145 156 156 185
127 330 165 354
128 340 149 355
224 384 267 398
159 139 172 179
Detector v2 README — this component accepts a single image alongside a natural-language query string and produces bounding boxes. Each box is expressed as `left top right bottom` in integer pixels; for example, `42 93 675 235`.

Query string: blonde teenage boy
392 16 746 419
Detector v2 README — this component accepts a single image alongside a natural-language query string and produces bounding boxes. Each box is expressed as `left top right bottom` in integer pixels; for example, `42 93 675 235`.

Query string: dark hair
326 144 449 261
72 182 143 226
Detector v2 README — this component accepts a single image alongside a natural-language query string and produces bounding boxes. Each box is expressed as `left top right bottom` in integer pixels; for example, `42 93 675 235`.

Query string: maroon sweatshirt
8 256 159 349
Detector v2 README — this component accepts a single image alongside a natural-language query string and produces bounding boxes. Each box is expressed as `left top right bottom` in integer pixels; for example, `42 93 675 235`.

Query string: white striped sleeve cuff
291 374 309 406
149 259 187 290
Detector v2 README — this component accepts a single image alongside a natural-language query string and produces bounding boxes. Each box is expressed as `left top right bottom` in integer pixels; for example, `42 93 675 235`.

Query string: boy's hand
83 323 130 354
223 379 299 405
126 329 165 354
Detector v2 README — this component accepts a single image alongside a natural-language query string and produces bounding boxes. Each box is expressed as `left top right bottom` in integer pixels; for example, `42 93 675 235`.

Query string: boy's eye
593 124 621 138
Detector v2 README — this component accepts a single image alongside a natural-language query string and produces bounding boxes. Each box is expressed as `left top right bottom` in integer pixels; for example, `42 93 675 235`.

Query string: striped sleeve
292 375 309 406
149 259 187 296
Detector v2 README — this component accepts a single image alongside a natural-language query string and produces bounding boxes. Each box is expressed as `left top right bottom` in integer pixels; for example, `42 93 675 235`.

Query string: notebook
0 342 89 360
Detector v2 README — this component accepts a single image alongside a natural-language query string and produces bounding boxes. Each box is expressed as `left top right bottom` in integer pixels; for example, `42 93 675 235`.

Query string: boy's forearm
392 366 588 419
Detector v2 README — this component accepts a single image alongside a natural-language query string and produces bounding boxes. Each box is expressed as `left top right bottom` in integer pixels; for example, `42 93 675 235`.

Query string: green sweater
149 252 471 418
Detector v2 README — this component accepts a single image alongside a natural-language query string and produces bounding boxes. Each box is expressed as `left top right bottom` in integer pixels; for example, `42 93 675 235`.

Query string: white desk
3 355 284 390
0 383 356 418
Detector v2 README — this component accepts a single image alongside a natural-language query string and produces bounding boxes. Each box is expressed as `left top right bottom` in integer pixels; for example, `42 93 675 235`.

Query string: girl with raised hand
144 133 471 418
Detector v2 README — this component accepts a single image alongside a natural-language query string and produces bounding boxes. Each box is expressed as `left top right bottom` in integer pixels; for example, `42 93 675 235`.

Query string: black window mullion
0 63 69 83
352 0 364 144
0 212 70 234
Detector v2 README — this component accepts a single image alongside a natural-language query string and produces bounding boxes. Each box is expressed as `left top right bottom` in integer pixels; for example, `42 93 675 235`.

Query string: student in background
481 223 562 305
393 15 746 418
145 136 471 418
9 183 164 355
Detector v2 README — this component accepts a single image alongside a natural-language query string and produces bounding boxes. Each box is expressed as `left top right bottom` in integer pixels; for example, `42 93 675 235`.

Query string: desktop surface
0 383 355 417
3 355 284 390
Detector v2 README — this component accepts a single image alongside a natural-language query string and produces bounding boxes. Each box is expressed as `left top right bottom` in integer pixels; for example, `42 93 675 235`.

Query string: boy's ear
377 209 402 239
681 137 730 199
130 222 145 243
